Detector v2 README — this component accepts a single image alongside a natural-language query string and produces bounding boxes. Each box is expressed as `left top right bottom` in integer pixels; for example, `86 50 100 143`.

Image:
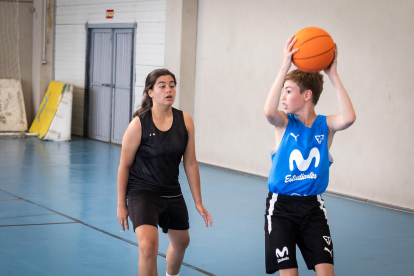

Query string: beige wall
19 3 34 124
191 0 414 209
0 2 33 124
164 0 198 117
32 0 54 122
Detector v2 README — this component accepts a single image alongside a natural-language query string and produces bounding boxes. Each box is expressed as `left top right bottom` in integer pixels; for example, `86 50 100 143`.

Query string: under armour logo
276 247 289 258
289 147 320 171
149 133 156 137
324 247 333 257
315 135 324 144
290 133 299 141
323 236 331 245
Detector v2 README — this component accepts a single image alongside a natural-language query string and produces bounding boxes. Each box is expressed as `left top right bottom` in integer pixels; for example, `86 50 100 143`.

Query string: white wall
54 0 166 135
193 0 414 209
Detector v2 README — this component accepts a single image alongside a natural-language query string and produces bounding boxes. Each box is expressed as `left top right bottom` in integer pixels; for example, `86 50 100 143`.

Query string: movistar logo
289 147 320 171
276 247 289 263
276 247 288 258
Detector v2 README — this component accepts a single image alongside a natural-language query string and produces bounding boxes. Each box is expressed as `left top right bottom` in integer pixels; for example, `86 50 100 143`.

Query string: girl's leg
166 229 190 275
135 225 159 276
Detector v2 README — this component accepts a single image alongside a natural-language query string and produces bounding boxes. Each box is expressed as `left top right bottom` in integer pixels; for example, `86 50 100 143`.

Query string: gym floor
1 137 413 275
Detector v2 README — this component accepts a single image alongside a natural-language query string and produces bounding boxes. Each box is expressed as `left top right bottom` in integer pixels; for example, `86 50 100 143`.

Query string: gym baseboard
198 162 414 215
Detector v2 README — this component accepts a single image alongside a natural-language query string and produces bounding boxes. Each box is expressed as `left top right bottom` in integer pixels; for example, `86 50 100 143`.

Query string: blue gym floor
1 137 413 275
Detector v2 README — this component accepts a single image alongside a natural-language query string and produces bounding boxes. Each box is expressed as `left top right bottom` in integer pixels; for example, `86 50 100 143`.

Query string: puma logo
324 247 333 257
290 133 299 141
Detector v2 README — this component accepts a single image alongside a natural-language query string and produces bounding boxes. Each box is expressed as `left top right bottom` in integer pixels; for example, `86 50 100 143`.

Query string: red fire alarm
106 10 114 19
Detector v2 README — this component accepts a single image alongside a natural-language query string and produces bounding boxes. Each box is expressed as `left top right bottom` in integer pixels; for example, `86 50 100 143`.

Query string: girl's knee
139 239 158 259
175 236 190 251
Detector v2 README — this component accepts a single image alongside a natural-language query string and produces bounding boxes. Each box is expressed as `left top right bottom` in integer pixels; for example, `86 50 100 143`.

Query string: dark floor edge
0 188 216 276
198 162 268 180
324 191 414 215
0 213 54 220
198 162 414 215
0 222 78 227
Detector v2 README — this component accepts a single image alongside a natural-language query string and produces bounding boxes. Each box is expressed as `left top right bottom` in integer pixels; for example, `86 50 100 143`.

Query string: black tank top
127 108 189 196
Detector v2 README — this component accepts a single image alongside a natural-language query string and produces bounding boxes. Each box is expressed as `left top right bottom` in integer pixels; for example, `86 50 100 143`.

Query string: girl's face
282 80 309 114
148 75 176 106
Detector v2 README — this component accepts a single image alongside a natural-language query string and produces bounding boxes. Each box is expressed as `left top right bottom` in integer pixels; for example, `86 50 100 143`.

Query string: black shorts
264 192 334 274
127 191 190 234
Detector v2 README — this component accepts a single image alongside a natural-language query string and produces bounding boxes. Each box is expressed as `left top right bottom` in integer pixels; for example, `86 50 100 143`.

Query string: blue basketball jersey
268 114 333 196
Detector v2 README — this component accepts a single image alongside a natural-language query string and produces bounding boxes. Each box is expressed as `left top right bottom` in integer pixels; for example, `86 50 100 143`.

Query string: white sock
166 273 179 276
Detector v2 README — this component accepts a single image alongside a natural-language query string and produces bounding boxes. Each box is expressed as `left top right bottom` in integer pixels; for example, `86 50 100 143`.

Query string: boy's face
282 80 305 113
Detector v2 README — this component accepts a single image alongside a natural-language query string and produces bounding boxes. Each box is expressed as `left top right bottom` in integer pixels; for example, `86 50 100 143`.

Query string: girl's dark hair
133 68 177 117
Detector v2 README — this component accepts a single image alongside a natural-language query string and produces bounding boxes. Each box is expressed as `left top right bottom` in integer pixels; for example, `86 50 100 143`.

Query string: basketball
292 27 335 73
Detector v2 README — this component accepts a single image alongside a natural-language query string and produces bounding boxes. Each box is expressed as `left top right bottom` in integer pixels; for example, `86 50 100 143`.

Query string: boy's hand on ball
282 35 299 70
324 44 338 77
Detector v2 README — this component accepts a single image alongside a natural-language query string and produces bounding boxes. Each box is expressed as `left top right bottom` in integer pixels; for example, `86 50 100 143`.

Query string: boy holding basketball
263 35 356 276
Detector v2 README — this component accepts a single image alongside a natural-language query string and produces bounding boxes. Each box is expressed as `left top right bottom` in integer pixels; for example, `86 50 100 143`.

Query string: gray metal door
88 29 113 142
111 29 133 144
88 28 133 144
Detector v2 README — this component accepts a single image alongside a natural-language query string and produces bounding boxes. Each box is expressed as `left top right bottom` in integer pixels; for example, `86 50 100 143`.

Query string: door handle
102 84 115 88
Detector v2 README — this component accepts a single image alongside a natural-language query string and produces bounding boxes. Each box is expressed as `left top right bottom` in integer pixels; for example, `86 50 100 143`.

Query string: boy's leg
265 193 299 274
315 264 335 276
279 268 299 276
297 195 334 273
166 229 190 275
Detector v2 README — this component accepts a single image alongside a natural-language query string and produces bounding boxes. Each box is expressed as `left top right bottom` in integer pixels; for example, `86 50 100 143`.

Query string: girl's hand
117 204 129 231
196 204 213 227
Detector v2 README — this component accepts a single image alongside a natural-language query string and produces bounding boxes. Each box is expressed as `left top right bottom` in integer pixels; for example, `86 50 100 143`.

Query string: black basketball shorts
127 191 189 234
264 192 334 274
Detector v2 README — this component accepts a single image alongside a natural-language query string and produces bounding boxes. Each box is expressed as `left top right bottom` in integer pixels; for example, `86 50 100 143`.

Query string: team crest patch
323 236 331 245
315 135 324 144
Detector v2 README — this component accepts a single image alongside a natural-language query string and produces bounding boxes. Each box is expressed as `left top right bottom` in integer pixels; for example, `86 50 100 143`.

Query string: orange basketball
292 27 335 73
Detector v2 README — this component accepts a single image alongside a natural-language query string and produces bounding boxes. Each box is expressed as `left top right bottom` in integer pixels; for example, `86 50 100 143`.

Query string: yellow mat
29 81 67 138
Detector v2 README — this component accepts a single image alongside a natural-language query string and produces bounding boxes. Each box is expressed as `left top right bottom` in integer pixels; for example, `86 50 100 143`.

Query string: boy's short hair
285 69 324 105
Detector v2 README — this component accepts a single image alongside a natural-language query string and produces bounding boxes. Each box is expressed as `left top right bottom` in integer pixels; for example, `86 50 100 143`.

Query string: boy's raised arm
325 46 357 132
264 35 298 127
